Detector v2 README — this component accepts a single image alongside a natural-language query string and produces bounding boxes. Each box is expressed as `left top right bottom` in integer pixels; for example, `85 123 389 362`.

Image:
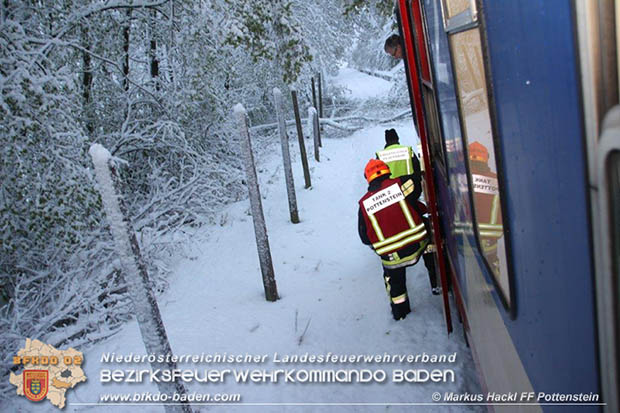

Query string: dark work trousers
422 252 438 290
382 267 411 320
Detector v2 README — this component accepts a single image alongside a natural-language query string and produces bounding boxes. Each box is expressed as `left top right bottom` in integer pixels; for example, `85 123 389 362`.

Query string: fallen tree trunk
249 109 412 133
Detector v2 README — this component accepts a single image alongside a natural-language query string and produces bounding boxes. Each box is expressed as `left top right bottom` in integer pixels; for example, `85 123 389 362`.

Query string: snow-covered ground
331 67 394 100
4 69 482 413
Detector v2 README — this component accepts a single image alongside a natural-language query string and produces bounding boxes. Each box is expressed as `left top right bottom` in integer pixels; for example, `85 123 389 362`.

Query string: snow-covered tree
345 0 396 72
0 0 385 400
223 0 312 84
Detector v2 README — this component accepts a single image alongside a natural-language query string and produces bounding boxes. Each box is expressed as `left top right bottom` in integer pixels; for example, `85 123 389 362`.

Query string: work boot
391 300 411 320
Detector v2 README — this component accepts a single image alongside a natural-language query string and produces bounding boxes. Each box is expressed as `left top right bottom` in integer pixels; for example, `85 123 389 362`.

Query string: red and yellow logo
23 370 48 402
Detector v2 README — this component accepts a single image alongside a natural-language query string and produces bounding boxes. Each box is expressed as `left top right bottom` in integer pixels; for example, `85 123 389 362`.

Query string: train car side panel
481 0 599 401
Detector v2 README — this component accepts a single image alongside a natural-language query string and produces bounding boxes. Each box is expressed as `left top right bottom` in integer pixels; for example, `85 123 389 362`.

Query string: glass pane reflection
449 27 511 305
444 0 472 19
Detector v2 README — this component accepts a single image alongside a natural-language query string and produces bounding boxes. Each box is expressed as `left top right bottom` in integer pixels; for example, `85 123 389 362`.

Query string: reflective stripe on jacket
470 162 503 241
359 177 428 268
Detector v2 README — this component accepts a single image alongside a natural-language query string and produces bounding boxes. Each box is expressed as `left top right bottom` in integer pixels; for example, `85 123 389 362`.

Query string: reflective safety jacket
470 162 503 241
376 144 415 179
469 161 503 261
359 176 429 268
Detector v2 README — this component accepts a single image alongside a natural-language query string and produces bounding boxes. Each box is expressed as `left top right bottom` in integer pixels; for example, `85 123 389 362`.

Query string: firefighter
376 129 440 295
376 128 421 179
468 141 503 274
358 159 430 320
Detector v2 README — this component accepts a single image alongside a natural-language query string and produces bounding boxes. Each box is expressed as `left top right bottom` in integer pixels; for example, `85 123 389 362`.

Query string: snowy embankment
4 69 482 413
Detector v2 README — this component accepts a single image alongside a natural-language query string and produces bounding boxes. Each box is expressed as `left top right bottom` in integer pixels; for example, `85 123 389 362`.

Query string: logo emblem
24 370 48 402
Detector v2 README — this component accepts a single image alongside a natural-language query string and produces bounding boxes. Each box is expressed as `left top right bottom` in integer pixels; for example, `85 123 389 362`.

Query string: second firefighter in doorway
376 128 440 295
358 159 431 320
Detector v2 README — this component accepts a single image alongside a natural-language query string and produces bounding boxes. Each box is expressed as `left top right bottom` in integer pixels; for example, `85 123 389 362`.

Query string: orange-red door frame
398 0 453 333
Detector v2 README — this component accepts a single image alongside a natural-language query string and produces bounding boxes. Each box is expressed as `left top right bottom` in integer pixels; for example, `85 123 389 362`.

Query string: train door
576 1 620 411
438 0 514 312
597 106 620 413
397 0 453 333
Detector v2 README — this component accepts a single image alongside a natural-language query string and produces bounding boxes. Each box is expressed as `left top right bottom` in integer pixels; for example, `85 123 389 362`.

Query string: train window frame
440 0 517 316
418 0 465 186
407 0 450 181
440 0 478 32
609 150 620 291
421 0 473 237
595 106 620 412
608 150 620 378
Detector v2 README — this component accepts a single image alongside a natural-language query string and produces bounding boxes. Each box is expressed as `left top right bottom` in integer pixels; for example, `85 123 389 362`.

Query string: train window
445 14 512 307
409 1 448 176
609 150 620 382
423 0 472 250
423 0 462 168
441 0 478 31
443 0 474 20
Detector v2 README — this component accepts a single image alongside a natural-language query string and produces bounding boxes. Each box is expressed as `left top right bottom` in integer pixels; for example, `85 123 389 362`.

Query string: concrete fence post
233 104 279 301
89 144 192 413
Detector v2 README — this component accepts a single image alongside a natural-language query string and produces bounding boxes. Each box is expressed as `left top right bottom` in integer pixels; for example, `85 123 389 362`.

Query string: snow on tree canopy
233 103 247 115
88 143 111 166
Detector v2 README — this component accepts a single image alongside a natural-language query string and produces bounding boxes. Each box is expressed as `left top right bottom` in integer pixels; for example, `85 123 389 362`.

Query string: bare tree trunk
149 10 159 90
168 0 175 87
81 25 94 136
271 0 288 84
150 39 159 79
122 9 131 93
1 0 7 22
